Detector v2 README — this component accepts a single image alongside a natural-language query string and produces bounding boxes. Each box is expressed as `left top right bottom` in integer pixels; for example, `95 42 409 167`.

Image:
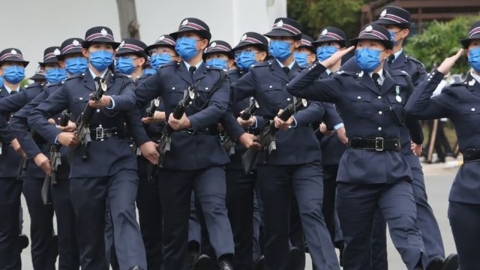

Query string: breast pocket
461 104 480 125
259 82 287 107
167 84 187 106
348 93 373 119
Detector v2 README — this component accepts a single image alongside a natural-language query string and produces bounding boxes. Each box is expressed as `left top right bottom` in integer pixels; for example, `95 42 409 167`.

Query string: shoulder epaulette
251 62 271 69
66 73 84 81
112 72 129 78
406 56 425 68
333 69 356 77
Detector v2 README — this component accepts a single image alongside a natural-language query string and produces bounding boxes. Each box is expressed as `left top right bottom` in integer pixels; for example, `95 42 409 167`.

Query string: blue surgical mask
236 51 257 71
269 40 292 62
355 48 382 73
144 68 156 75
115 57 136 75
206 58 228 69
294 52 309 67
175 37 198 61
45 68 67 83
389 31 400 46
89 50 114 72
0 76 4 88
3 66 25 84
151 53 172 70
316 46 338 62
468 47 480 73
65 57 88 75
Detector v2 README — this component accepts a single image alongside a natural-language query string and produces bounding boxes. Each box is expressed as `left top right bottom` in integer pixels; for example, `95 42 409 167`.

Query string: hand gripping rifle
145 98 160 118
75 76 107 160
241 97 308 174
156 87 195 168
41 110 70 205
222 97 259 155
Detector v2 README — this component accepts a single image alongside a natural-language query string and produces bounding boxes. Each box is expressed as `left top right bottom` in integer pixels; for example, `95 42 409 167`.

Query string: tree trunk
116 0 140 39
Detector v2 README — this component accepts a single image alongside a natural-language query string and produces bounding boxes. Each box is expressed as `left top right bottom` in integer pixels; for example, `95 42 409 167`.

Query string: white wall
0 0 286 77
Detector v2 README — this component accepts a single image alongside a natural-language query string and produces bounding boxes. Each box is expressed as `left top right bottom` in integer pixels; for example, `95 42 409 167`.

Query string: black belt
348 137 401 152
90 127 124 141
463 148 480 162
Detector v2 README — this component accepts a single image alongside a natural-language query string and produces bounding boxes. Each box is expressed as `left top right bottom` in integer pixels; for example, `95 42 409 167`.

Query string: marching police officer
204 40 235 70
232 18 340 270
287 23 430 270
135 18 235 270
28 26 147 270
29 65 46 84
0 47 30 270
404 21 480 270
294 34 316 67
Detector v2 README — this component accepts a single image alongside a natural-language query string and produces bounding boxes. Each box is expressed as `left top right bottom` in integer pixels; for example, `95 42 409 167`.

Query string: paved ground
20 157 461 269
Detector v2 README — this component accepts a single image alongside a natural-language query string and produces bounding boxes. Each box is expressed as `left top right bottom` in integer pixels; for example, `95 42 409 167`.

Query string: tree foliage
405 15 480 74
287 0 364 40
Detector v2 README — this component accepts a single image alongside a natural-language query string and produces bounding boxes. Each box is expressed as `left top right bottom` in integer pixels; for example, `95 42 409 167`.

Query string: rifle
156 87 195 168
241 97 308 174
222 97 259 156
75 76 107 160
41 110 70 205
16 156 28 182
145 98 160 118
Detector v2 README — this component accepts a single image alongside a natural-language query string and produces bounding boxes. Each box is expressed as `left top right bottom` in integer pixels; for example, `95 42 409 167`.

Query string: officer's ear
198 39 209 50
399 28 410 39
138 57 146 68
58 60 65 68
258 51 267 62
82 48 90 59
227 59 235 69
383 49 393 61
293 40 301 49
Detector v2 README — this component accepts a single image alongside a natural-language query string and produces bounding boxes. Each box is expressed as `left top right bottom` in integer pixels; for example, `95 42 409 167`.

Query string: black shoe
289 247 305 270
426 257 444 270
254 255 264 270
441 254 459 270
16 234 29 251
193 254 212 270
218 260 234 270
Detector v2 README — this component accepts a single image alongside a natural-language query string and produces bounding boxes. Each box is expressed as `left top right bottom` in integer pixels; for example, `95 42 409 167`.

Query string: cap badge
73 39 80 46
241 34 247 41
469 79 476 86
11 49 17 55
100 28 108 37
158 35 165 41
54 49 61 55
321 29 328 35
380 9 387 17
119 40 125 48
210 42 217 47
277 20 284 28
365 25 373 32
182 19 189 26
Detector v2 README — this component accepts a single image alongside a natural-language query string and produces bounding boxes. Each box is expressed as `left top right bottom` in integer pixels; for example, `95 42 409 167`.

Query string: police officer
287 23 431 270
28 26 147 270
232 18 340 270
294 34 316 67
135 18 235 270
0 47 30 270
29 65 46 84
404 21 480 270
204 40 235 69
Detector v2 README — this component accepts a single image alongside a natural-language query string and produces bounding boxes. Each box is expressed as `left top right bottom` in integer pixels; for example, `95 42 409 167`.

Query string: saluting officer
0 47 30 270
135 18 235 270
231 18 340 270
404 21 480 270
287 23 431 270
11 37 88 270
28 26 147 270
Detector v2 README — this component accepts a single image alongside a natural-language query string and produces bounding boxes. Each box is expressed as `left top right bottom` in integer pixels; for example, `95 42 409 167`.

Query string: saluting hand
88 95 113 108
58 132 79 147
438 49 464 75
139 141 159 165
321 46 355 68
34 153 52 176
168 113 191 131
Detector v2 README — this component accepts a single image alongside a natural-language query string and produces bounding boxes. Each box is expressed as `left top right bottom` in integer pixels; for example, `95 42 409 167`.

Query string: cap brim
169 29 211 41
0 58 29 67
312 37 346 47
116 48 148 58
38 58 59 66
264 29 301 39
350 36 393 50
82 40 120 49
29 74 45 81
56 49 83 60
204 48 234 59
145 43 175 53
233 42 268 52
460 35 480 48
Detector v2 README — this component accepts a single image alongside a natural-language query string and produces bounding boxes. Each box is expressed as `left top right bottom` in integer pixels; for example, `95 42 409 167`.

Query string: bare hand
336 126 348 145
274 109 294 130
57 120 77 132
237 114 256 129
238 133 261 149
139 141 159 165
168 113 191 131
11 139 26 157
58 132 79 147
88 95 113 108
437 49 464 75
321 46 355 68
142 111 166 124
34 153 52 176
411 142 423 156
48 118 56 125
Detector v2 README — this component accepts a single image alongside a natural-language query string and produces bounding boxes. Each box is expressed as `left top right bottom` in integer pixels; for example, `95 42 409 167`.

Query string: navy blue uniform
0 84 38 270
405 70 480 270
135 61 234 270
28 71 146 270
232 60 340 270
287 62 428 270
11 81 79 270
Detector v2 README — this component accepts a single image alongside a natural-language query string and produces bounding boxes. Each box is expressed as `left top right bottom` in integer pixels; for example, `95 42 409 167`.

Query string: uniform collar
88 68 108 79
471 71 480 84
369 69 385 85
183 60 203 73
275 59 295 69
4 84 20 94
392 49 403 62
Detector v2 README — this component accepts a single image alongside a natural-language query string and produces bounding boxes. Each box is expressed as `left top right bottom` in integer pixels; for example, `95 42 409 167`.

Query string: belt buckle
374 137 384 152
96 126 105 140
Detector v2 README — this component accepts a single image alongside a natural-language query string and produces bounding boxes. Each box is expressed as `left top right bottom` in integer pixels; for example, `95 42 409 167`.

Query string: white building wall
0 0 286 76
